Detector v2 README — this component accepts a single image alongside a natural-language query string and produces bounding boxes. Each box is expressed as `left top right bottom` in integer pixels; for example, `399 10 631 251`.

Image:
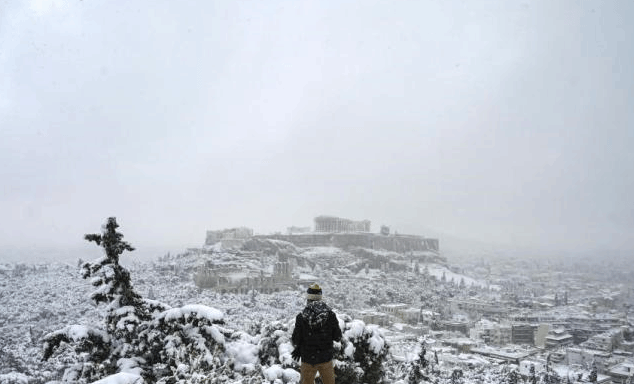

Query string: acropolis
204 215 439 253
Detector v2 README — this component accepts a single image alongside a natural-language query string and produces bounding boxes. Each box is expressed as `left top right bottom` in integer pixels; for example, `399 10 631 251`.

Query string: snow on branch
42 325 110 361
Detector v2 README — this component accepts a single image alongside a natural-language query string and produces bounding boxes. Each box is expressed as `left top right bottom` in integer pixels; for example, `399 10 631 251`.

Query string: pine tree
43 217 143 381
408 339 429 384
507 368 518 384
42 218 233 383
82 217 150 343
589 365 597 383
530 364 537 384
451 368 463 384
543 370 561 384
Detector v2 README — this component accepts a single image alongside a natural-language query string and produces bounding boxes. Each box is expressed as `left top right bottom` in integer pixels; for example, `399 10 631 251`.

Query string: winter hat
306 283 322 301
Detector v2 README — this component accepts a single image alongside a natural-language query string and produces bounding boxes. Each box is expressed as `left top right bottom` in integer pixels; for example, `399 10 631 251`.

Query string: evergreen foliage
507 368 518 384
589 365 597 383
450 368 463 384
42 218 237 383
530 364 537 384
408 338 431 384
332 315 390 384
257 321 294 368
542 370 561 384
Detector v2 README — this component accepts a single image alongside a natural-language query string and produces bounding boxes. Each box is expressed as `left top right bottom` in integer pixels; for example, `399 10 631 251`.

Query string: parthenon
314 215 371 233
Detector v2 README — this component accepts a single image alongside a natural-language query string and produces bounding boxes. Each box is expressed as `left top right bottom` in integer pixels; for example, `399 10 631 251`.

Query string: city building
451 298 508 318
512 324 537 345
359 311 390 326
380 303 409 322
470 346 539 364
580 328 624 352
544 328 574 349
470 320 512 346
607 360 634 383
566 347 612 371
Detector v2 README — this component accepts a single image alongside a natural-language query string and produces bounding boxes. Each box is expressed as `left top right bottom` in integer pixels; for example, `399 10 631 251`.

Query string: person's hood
301 301 331 329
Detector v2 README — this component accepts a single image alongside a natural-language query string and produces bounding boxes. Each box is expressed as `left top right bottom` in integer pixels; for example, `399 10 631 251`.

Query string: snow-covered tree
542 370 561 384
507 368 519 384
408 338 430 384
42 217 143 381
257 321 294 368
254 320 301 383
333 315 390 384
588 365 597 383
41 218 239 383
450 368 463 384
530 364 537 384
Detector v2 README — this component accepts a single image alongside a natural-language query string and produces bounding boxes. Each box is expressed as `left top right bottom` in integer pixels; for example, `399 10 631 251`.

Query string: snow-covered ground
0 243 609 383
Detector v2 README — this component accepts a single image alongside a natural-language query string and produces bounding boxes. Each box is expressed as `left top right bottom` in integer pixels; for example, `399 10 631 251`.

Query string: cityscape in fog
2 215 634 383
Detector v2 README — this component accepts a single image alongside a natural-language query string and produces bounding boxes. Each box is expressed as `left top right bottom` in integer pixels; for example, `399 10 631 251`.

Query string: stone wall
193 267 295 293
254 232 439 253
205 227 253 245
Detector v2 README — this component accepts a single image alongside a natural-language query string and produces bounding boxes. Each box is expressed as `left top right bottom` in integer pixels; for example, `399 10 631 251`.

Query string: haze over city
1 0 633 261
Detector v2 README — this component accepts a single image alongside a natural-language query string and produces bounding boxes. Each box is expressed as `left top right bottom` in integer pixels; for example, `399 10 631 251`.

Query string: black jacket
291 301 342 364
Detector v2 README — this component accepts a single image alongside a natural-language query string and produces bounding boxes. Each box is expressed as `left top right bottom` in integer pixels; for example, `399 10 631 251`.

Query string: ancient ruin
314 215 371 233
205 227 253 249
204 216 439 253
197 215 440 291
286 226 311 235
193 253 294 293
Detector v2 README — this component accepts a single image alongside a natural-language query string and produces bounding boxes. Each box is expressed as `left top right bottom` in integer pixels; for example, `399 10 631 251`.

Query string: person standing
291 283 342 384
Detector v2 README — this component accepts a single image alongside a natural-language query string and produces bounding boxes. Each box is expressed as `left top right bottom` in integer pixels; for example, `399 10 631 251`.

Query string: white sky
1 0 633 259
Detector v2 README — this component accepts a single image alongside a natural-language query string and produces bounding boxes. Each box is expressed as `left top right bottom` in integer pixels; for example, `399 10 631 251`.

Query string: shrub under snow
0 372 30 384
332 315 390 384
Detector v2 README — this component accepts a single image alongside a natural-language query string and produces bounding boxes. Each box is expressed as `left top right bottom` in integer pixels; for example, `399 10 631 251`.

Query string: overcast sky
1 0 633 260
